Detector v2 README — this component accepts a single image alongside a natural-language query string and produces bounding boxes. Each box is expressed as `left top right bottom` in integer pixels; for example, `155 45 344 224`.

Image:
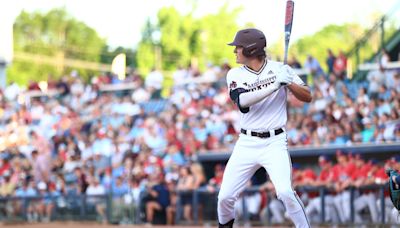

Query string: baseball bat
283 0 294 65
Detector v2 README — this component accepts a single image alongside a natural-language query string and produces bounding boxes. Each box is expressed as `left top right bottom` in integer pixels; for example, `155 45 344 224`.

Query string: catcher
387 168 400 213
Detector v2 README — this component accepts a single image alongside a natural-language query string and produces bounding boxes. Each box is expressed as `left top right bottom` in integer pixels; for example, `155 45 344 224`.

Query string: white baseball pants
217 132 310 227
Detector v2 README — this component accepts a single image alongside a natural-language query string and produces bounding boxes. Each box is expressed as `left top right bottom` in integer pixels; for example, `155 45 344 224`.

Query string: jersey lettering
226 60 306 131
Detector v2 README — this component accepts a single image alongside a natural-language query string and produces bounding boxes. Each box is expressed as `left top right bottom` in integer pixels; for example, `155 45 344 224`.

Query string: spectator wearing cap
350 156 379 224
305 155 339 224
92 128 113 157
332 150 356 223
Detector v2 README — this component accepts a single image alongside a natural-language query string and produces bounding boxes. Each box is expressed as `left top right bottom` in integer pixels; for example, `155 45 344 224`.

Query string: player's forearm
287 83 312 103
239 84 279 108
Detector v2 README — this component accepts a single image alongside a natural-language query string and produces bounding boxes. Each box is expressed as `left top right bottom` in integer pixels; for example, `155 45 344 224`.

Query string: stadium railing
0 184 395 226
0 194 110 223
175 184 391 226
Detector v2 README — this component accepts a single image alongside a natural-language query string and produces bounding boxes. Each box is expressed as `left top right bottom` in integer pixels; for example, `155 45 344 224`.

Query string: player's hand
276 64 294 86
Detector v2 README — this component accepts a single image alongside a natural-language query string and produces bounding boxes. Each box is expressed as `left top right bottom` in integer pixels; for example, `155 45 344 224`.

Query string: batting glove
276 64 294 86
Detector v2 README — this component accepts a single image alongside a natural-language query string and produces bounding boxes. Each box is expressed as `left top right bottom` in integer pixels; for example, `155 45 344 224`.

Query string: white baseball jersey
226 60 305 131
218 59 311 228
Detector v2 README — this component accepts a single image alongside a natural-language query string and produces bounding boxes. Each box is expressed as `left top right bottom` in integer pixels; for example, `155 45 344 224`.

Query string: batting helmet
228 28 266 57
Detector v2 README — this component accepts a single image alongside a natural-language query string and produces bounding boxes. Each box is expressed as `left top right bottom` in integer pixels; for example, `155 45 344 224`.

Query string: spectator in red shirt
352 158 380 224
332 150 355 223
333 50 347 79
207 164 225 193
305 155 339 223
0 156 10 177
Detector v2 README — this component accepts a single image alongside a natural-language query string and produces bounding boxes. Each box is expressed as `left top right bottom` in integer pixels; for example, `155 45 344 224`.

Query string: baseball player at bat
217 28 312 228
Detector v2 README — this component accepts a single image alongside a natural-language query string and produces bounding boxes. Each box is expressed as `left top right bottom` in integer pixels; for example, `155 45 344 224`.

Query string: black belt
240 128 284 138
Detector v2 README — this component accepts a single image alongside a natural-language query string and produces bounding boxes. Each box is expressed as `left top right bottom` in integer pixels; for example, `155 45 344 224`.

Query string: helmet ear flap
242 47 251 57
242 47 258 57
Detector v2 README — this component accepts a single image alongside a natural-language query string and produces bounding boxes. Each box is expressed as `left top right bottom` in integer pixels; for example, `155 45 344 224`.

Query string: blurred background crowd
0 47 399 225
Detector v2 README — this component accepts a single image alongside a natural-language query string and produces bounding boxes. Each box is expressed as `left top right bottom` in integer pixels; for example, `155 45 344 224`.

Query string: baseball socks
218 219 234 228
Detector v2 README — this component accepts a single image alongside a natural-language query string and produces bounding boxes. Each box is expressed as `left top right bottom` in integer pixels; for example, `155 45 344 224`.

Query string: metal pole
106 194 112 223
350 188 354 224
320 187 325 223
380 17 385 52
80 194 85 220
379 185 385 224
193 190 199 224
175 191 182 224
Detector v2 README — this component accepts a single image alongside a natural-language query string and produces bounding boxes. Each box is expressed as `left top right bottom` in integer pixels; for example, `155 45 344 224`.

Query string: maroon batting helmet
228 28 266 57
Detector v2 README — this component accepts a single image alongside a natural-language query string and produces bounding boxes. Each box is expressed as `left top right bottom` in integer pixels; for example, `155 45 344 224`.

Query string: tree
136 18 157 75
198 4 242 68
267 23 391 73
8 8 106 85
135 4 242 74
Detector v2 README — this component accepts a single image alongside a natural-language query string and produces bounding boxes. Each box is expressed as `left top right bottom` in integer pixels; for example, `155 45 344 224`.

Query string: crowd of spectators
0 48 399 224
238 152 400 226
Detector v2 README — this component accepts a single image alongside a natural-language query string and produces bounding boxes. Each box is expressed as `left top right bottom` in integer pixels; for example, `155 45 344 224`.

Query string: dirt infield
0 222 360 228
0 222 230 228
1 222 206 228
0 221 297 228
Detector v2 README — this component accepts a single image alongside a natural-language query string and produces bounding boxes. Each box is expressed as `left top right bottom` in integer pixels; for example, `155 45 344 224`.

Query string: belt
240 128 284 138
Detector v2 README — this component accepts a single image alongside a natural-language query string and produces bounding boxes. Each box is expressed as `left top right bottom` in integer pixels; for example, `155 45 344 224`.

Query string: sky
2 0 400 50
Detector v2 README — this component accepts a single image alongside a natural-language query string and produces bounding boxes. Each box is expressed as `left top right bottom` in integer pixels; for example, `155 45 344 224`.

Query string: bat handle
283 32 291 65
281 34 290 86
